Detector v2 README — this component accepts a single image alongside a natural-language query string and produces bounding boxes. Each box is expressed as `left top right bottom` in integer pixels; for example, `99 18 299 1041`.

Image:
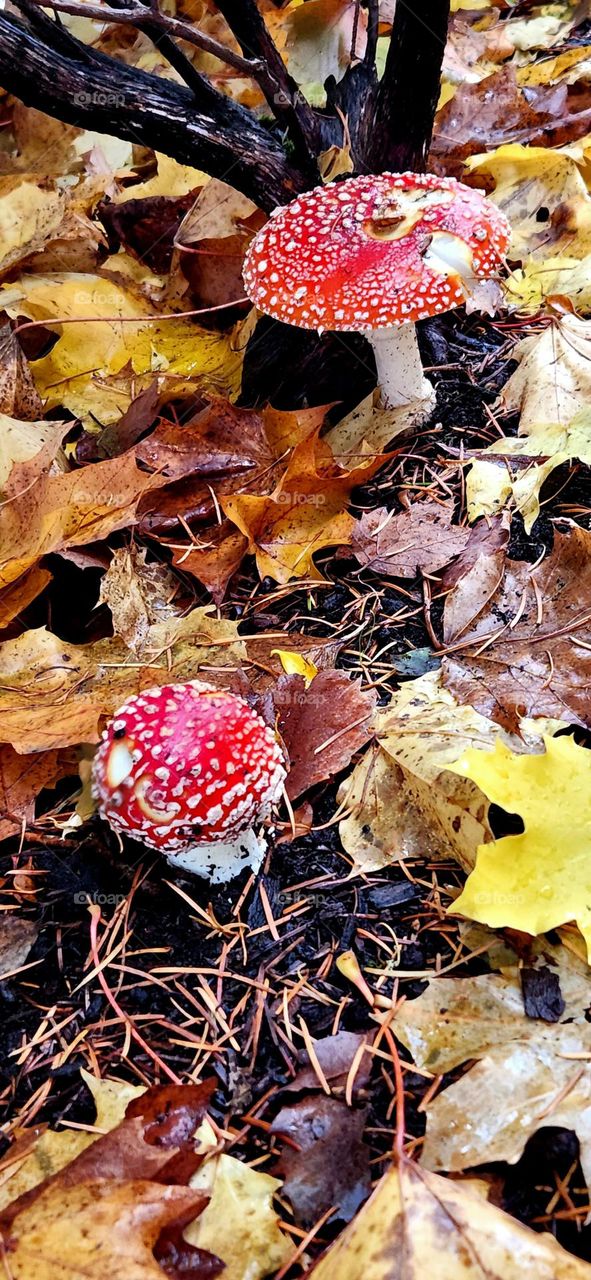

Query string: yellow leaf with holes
0 274 242 425
450 735 591 957
504 256 591 312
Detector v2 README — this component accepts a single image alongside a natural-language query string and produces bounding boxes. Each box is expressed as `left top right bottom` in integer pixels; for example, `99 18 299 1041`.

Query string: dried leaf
0 176 66 274
0 914 39 977
351 501 470 578
99 546 181 655
276 671 376 801
223 431 387 584
0 745 76 840
187 1139 291 1280
0 608 245 751
170 522 248 605
0 324 44 420
0 567 52 629
442 524 591 731
338 670 552 874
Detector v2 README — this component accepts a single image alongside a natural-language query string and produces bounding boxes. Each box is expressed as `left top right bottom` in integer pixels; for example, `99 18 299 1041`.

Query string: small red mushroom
92 681 286 882
243 172 510 418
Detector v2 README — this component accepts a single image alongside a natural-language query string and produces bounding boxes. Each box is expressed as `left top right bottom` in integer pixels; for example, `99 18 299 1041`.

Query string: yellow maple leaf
467 410 591 531
449 735 591 956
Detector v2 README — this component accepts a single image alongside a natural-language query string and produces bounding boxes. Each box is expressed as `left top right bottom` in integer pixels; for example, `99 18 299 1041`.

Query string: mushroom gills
368 323 436 415
164 827 266 885
423 232 476 292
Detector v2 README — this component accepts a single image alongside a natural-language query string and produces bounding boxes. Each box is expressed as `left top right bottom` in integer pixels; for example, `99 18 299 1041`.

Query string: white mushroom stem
164 827 266 885
367 324 436 416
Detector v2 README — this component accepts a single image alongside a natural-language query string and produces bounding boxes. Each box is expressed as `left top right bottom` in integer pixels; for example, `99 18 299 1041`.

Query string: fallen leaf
275 670 376 801
0 914 39 977
272 649 318 686
442 524 591 731
114 152 208 201
325 392 422 461
282 0 367 102
0 745 76 840
449 733 591 952
306 1155 591 1279
0 274 242 425
223 431 387 584
0 324 44 420
0 566 52 629
0 608 245 751
463 136 591 264
187 1146 291 1280
170 522 248 605
0 414 69 493
351 500 470 578
99 546 182 655
0 1180 211 1280
392 955 591 1190
283 1029 371 1095
0 176 65 274
432 67 591 171
467 411 591 532
500 315 591 432
271 1096 371 1225
337 670 554 874
0 1071 145 1211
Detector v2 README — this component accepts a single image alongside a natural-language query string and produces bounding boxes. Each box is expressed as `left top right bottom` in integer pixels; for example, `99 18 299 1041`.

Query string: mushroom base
369 324 436 420
164 826 266 884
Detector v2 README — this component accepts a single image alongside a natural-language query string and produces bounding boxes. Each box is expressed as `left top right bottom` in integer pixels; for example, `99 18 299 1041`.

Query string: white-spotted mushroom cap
243 171 510 332
92 682 286 857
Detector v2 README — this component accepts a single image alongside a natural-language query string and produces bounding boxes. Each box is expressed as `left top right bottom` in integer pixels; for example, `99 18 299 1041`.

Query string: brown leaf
0 566 52 629
276 671 377 801
352 500 470 579
442 524 591 731
0 1180 214 1280
283 1029 371 1095
170 521 248 604
99 546 182 655
0 324 44 420
75 383 162 463
439 513 510 592
271 1096 371 1226
98 192 196 273
0 744 76 840
432 66 591 171
0 448 169 590
0 914 39 977
136 401 276 485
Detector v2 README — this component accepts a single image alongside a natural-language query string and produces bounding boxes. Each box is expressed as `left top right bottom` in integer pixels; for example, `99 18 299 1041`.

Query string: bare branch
0 9 308 211
364 0 450 172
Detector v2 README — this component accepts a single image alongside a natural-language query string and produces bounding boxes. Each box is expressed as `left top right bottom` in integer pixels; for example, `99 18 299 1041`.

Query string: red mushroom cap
92 681 286 856
243 172 510 332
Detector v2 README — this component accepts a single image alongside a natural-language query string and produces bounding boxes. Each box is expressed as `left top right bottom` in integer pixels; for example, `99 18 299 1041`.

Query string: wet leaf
449 733 591 954
0 745 76 840
271 1096 371 1226
0 325 44 420
306 1155 591 1279
99 546 182 655
442 524 591 731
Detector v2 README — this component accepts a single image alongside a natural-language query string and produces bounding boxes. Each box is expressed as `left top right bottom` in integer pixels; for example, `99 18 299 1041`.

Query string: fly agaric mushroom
92 682 286 883
243 172 510 418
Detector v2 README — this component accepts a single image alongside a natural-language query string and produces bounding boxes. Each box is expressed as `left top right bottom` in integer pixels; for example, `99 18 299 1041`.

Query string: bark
364 0 451 173
0 9 307 211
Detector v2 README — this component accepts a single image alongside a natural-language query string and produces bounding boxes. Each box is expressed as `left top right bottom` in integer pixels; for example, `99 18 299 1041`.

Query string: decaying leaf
0 914 39 979
99 546 182 655
272 1095 371 1226
449 734 591 954
0 745 76 840
0 324 44 420
0 274 242 424
467 412 591 531
442 524 591 731
337 670 554 874
276 671 376 801
307 1156 591 1279
351 500 470 578
499 315 591 433
0 1180 211 1280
